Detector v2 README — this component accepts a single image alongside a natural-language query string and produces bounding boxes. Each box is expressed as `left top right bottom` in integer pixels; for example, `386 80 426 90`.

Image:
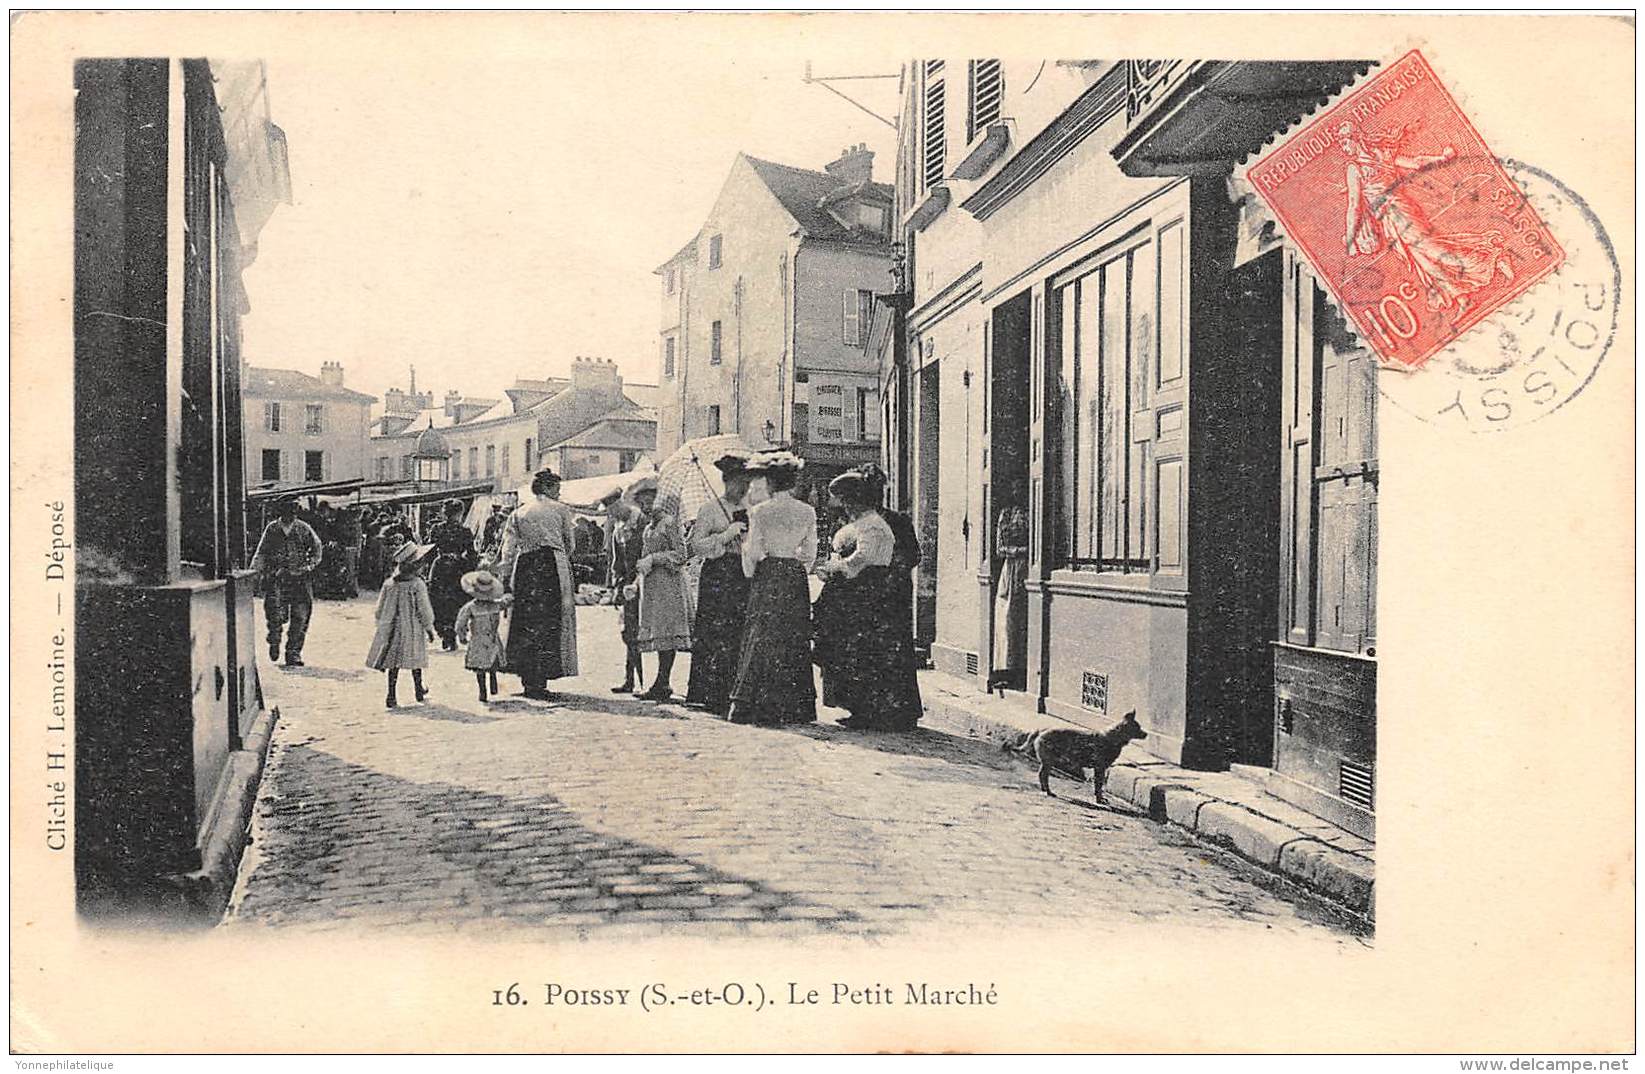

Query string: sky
240 32 900 408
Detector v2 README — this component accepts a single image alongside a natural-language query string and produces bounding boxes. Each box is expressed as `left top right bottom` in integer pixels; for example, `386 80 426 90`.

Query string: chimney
384 387 407 415
824 143 874 186
320 361 344 387
444 389 462 417
571 355 622 395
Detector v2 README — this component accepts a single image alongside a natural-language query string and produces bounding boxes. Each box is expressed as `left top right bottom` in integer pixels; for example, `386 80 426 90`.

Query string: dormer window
854 202 885 232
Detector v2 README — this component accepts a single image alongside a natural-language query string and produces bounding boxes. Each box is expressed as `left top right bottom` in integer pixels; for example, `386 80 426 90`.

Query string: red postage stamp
1246 50 1565 370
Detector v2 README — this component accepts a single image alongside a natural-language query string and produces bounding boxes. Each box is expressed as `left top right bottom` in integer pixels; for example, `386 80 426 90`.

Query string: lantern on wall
411 420 451 489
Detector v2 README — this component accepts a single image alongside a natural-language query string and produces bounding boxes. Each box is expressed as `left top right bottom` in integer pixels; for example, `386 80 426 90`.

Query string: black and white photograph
9 9 1635 1059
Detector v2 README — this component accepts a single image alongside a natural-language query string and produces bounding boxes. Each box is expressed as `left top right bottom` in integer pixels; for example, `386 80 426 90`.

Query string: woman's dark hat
828 471 874 505
713 452 751 477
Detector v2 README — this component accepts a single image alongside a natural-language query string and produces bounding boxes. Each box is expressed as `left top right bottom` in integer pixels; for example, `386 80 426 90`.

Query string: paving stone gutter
918 673 1375 927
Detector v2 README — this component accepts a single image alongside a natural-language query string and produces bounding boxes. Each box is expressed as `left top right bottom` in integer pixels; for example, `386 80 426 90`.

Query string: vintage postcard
8 10 1635 1057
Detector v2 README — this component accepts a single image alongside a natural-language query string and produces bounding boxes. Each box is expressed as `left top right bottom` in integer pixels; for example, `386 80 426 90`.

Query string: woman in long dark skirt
499 469 579 699
426 498 478 650
685 453 752 715
815 468 924 730
728 452 817 726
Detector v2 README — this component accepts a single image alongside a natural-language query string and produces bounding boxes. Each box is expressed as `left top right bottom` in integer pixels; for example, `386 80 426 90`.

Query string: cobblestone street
225 594 1363 943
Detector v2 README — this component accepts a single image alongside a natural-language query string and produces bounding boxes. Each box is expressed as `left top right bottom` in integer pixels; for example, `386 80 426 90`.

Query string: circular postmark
1374 160 1620 432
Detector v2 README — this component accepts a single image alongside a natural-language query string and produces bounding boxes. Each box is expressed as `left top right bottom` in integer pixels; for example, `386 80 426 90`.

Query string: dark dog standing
1007 712 1148 801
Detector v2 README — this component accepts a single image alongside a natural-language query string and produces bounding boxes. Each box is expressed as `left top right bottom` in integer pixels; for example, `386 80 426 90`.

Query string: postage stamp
1245 50 1566 370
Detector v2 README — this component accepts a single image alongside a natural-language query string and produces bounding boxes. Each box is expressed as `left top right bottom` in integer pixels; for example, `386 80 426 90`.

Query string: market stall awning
246 477 365 503
360 480 499 507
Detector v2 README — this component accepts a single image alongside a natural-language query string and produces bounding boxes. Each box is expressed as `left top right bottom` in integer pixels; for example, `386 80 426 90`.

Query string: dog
1005 711 1147 800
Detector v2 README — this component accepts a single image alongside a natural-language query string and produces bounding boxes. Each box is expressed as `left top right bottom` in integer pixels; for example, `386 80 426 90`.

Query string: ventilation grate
1080 670 1109 715
965 651 979 676
1339 760 1375 810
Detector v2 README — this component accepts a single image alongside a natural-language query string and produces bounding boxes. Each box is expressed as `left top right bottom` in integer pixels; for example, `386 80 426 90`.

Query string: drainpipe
787 232 805 445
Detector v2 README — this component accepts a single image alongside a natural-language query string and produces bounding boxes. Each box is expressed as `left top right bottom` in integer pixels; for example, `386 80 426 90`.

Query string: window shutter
842 289 860 345
923 63 946 190
968 59 1002 142
1150 220 1188 583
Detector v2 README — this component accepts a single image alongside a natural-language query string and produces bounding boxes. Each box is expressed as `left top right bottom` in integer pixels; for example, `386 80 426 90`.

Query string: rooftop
244 366 375 403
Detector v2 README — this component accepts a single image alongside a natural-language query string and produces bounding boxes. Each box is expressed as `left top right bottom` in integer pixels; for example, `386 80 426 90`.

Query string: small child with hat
456 565 512 703
366 539 437 708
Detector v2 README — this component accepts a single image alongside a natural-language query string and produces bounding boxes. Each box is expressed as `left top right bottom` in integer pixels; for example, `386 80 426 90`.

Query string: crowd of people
251 451 926 730
602 451 923 731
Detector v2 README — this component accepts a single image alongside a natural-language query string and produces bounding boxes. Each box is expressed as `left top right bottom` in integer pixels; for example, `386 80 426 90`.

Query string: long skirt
993 555 1028 672
429 554 473 642
506 547 568 686
729 557 815 726
685 552 751 713
815 566 923 730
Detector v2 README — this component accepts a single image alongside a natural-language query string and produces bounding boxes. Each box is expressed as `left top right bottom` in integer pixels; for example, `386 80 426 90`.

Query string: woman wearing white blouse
728 452 818 726
813 467 924 730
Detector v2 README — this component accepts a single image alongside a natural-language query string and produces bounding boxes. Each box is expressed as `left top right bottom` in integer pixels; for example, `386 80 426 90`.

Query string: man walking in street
252 498 324 667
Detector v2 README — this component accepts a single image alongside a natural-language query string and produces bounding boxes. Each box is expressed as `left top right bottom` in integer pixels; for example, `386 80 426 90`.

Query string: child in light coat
366 540 437 708
456 567 512 703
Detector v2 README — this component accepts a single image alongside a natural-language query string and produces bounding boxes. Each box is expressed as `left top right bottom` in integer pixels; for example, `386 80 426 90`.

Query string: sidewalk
918 670 1375 923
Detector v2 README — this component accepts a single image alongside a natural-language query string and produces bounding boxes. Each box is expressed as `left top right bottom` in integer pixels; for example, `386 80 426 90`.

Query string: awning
246 477 365 503
359 480 499 508
1112 60 1373 177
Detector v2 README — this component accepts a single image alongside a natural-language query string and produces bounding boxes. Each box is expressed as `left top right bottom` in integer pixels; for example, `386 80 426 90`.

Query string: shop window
1056 222 1186 576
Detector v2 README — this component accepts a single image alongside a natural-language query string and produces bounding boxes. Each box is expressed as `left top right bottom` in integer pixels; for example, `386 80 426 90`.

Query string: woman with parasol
683 451 753 715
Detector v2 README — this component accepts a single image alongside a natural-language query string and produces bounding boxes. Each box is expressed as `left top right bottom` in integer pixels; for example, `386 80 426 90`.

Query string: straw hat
745 450 805 473
461 569 506 600
389 540 434 565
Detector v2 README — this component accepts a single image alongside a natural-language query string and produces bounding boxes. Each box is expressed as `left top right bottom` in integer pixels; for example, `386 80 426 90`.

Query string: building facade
242 361 374 489
369 356 658 492
74 58 291 913
879 59 1377 836
656 148 893 486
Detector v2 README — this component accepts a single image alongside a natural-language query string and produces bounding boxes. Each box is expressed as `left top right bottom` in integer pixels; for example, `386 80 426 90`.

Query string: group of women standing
609 450 923 732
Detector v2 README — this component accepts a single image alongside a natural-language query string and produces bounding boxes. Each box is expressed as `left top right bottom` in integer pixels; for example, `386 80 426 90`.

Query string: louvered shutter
842 289 860 345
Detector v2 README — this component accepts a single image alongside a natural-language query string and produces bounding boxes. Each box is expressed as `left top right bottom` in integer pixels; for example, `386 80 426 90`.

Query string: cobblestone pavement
225 593 1364 943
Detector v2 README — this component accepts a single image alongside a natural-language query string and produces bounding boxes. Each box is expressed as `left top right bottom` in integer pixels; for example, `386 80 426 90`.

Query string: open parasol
654 434 754 525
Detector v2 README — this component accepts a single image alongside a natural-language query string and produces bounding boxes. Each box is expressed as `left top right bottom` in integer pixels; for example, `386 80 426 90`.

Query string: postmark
1375 160 1619 431
1244 50 1566 371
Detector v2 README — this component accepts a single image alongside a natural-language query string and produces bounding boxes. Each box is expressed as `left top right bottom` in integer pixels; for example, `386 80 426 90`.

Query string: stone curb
170 705 283 924
921 690 1375 922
